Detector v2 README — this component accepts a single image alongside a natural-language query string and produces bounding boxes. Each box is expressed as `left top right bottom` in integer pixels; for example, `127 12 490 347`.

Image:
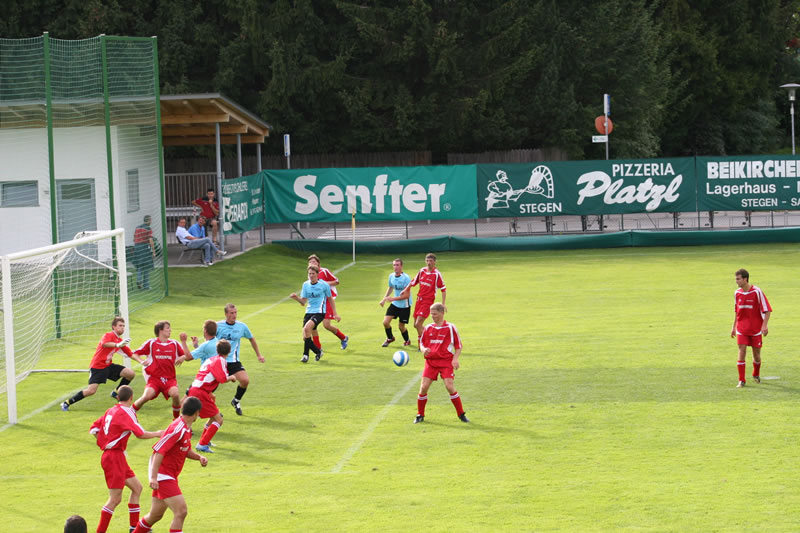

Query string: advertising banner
263 166 478 223
697 155 800 211
477 158 696 217
221 173 265 234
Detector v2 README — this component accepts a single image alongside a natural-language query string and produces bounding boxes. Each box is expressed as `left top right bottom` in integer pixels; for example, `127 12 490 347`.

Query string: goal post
1 228 128 425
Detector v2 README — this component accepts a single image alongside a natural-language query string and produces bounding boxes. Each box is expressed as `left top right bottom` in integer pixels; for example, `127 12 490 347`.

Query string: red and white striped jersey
134 339 184 380
151 416 192 481
420 320 462 361
190 355 228 393
411 268 445 302
735 285 772 336
89 403 145 451
318 267 338 298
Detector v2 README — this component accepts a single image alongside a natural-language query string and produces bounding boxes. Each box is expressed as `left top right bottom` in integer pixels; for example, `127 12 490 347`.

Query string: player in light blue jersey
215 303 265 415
290 265 340 363
379 258 413 347
179 320 219 363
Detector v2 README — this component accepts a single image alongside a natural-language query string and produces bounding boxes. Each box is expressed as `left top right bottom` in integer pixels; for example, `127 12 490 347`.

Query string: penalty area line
332 372 420 474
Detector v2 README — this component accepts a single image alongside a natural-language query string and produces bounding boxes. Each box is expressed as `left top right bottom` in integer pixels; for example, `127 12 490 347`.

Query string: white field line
332 371 420 474
1 261 362 431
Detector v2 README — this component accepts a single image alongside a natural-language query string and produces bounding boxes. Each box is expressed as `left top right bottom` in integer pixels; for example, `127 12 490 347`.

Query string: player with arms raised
731 268 772 387
61 317 147 411
132 321 185 418
132 396 208 533
89 385 163 533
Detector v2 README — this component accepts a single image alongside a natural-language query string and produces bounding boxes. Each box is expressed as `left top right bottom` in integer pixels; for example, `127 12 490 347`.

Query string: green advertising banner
263 166 478 223
477 158 697 217
221 173 265 234
697 155 800 211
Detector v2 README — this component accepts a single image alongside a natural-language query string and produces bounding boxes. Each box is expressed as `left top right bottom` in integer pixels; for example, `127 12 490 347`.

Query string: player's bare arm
328 298 341 322
149 453 164 489
452 348 462 370
249 337 265 363
187 449 208 466
762 311 771 336
290 293 307 306
139 429 165 439
380 286 393 306
179 333 194 361
730 315 737 338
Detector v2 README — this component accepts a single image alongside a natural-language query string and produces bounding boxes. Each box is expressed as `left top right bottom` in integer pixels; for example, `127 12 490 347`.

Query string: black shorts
385 304 411 324
226 361 245 375
303 313 325 329
89 364 125 385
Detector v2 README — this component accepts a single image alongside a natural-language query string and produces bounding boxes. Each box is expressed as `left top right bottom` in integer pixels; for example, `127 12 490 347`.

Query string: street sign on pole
283 134 291 169
592 135 608 143
604 93 611 116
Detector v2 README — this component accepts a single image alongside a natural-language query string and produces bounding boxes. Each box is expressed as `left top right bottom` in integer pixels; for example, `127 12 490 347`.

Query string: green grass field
3 243 800 532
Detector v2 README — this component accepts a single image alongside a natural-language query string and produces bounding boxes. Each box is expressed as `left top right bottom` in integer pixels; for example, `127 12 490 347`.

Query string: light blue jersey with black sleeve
301 279 332 314
388 272 411 308
215 320 253 363
191 337 218 363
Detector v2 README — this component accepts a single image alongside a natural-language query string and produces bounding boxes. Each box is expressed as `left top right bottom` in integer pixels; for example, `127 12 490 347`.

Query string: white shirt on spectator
176 226 192 245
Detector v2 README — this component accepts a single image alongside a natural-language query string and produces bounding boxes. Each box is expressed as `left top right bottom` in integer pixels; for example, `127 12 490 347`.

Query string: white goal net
1 229 128 424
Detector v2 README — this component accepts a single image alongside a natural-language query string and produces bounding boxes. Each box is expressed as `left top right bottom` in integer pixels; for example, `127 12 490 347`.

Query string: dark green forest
3 0 800 160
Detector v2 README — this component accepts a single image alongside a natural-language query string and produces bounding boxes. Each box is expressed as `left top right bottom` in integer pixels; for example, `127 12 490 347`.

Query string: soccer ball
392 350 409 367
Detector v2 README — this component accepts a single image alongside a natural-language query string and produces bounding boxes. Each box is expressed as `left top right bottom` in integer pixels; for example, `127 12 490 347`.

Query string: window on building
0 181 39 207
126 169 140 213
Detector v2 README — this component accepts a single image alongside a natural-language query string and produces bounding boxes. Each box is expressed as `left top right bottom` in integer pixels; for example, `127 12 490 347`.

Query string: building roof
160 93 271 146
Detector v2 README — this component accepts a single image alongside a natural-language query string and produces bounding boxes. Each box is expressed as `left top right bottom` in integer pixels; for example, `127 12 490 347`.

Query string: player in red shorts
414 303 468 424
61 317 148 411
186 339 237 453
308 254 350 350
132 396 208 533
730 268 772 387
89 385 163 533
407 253 446 350
132 321 186 417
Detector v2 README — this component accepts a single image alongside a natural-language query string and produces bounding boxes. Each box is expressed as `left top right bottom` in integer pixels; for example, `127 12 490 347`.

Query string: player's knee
174 504 188 520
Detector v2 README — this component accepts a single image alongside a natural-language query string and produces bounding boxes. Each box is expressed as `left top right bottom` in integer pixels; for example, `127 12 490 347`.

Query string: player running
216 303 265 416
308 254 349 350
89 385 163 533
731 268 772 387
132 396 208 533
402 253 446 350
187 339 237 453
414 303 468 424
61 317 147 411
378 258 412 347
290 265 340 363
131 321 185 418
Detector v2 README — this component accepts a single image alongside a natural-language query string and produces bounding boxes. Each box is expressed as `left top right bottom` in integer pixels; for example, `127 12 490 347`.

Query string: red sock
753 361 761 378
417 395 427 416
132 517 151 533
450 391 465 416
737 361 746 382
128 502 140 529
172 405 181 419
199 421 221 446
170 529 183 533
335 329 346 340
313 336 321 349
97 506 113 533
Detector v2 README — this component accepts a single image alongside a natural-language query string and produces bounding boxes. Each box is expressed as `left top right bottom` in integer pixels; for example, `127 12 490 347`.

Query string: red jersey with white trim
151 416 192 480
190 355 228 393
420 320 462 363
411 268 445 302
89 404 145 451
134 339 184 380
318 267 338 298
734 285 772 336
89 332 134 369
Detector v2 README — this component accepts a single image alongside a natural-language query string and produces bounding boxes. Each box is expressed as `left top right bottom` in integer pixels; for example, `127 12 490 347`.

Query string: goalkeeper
61 317 148 411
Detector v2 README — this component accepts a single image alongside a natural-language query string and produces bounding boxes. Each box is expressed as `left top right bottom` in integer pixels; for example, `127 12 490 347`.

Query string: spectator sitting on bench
176 217 226 266
193 189 220 243
189 215 208 239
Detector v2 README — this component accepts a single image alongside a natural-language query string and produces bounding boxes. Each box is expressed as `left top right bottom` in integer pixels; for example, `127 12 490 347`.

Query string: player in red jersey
414 303 468 424
405 253 446 349
730 268 772 387
61 317 148 411
132 396 207 533
89 385 164 533
132 321 186 417
307 254 350 350
186 339 237 453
